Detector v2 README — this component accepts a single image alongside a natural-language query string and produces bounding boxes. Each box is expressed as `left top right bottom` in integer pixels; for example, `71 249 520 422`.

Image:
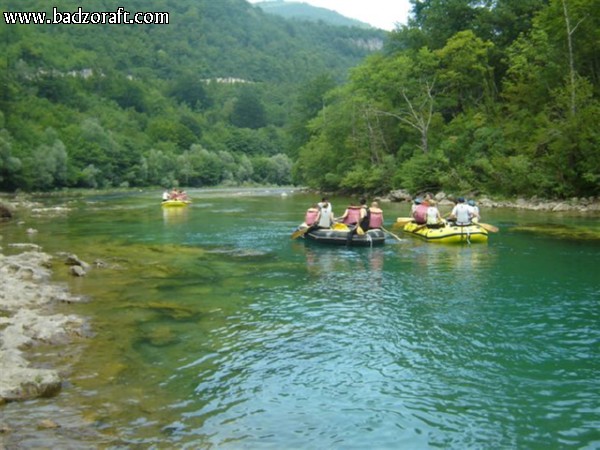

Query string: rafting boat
161 200 190 208
403 221 488 244
305 228 386 246
295 224 386 247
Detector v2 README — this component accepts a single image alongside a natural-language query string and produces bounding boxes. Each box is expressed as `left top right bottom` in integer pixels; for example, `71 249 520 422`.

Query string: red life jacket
342 206 361 225
413 204 429 224
304 208 319 226
369 211 383 229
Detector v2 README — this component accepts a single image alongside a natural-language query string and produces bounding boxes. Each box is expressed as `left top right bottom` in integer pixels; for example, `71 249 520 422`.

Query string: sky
247 0 412 31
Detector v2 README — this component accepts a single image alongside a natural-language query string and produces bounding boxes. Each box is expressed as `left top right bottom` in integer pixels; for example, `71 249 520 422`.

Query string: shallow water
1 188 599 449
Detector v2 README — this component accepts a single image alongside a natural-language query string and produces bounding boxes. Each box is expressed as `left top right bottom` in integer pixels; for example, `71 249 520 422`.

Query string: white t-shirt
318 203 333 228
452 203 472 225
426 207 440 225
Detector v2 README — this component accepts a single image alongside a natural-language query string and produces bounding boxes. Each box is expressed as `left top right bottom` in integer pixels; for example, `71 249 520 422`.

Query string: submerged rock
70 265 87 277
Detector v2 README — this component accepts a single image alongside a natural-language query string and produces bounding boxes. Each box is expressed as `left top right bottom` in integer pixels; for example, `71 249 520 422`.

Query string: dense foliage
1 0 598 199
0 0 384 191
294 0 600 198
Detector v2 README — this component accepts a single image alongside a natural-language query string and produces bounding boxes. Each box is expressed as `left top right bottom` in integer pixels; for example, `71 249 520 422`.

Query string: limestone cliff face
350 38 384 51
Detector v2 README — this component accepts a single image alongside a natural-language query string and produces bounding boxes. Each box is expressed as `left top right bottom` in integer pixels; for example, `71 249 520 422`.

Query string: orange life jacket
304 208 319 226
342 206 361 225
413 204 428 224
369 211 383 229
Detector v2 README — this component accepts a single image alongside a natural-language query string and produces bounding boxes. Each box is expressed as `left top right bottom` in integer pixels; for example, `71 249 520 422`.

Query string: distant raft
161 200 190 208
403 221 488 244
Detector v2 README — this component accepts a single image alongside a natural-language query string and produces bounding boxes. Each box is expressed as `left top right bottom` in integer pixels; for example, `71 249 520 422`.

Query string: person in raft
368 201 384 229
449 197 473 226
337 198 370 244
412 198 430 225
426 200 444 228
468 199 480 222
303 204 320 228
318 197 333 217
337 199 364 227
302 200 334 233
317 198 334 229
411 197 422 215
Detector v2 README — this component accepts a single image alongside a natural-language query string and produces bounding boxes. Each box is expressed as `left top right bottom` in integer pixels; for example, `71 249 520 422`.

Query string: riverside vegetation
0 0 598 200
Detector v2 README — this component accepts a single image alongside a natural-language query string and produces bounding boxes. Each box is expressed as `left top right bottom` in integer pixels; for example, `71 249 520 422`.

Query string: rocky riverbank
0 196 93 406
0 249 90 405
383 190 600 213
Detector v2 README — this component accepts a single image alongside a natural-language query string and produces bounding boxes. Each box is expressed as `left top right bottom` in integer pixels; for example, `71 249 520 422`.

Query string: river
1 188 598 449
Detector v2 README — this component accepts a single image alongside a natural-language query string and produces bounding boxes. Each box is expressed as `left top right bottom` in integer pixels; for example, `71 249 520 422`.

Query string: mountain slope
1 0 384 82
0 0 387 191
254 0 373 29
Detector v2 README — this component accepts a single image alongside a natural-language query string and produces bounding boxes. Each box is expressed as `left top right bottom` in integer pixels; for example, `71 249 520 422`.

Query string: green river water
1 188 598 449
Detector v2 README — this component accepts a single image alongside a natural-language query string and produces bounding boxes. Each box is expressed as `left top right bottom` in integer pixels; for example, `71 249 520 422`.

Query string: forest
1 0 598 199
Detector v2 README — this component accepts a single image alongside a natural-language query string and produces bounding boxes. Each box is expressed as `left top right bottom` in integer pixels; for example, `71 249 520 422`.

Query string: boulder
0 249 86 404
0 354 62 404
0 203 13 219
70 265 87 277
387 189 412 202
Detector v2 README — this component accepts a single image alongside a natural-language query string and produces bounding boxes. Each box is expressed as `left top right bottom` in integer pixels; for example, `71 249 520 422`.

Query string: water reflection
162 206 189 224
408 242 495 273
302 245 385 281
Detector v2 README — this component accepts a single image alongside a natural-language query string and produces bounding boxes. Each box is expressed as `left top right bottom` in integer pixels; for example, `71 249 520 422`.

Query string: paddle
381 227 402 242
477 222 499 233
291 227 309 239
393 217 414 230
356 225 365 235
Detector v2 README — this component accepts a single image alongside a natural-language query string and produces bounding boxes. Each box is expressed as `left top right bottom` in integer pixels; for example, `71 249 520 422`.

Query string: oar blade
479 222 499 233
393 217 413 230
291 227 308 239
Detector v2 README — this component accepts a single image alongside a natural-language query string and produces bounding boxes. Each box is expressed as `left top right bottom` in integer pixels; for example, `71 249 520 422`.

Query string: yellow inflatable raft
403 221 488 244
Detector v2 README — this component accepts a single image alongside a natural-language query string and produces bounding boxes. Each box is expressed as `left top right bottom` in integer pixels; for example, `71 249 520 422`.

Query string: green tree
230 88 267 129
435 30 496 115
287 74 336 157
169 73 211 110
409 0 479 49
0 128 21 191
26 139 68 190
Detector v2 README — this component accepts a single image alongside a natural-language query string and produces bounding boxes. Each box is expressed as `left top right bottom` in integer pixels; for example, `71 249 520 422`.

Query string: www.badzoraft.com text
3 7 169 25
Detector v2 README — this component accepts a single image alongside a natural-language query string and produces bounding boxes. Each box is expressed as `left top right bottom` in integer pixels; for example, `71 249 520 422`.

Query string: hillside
254 1 373 29
293 0 600 198
0 0 386 191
